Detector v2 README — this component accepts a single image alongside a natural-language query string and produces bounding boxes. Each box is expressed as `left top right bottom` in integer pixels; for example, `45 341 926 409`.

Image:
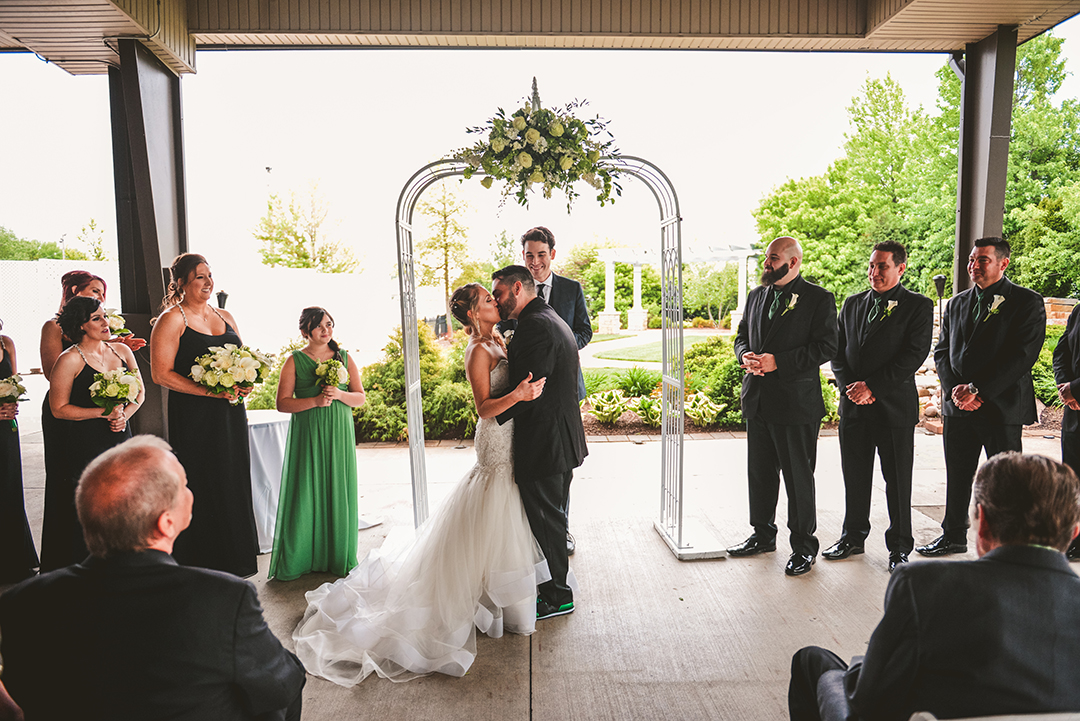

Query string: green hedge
1033 324 1067 408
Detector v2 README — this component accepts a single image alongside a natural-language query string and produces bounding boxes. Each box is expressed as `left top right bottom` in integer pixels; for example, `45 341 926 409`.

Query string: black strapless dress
168 324 258 577
41 361 133 570
0 349 38 583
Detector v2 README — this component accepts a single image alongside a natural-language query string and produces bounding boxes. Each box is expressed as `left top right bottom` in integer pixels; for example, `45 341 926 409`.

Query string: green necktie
972 288 985 321
768 288 783 320
867 295 882 325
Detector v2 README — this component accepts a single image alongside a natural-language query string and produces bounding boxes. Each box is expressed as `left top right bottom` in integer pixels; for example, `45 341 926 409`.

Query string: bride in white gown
293 283 549 685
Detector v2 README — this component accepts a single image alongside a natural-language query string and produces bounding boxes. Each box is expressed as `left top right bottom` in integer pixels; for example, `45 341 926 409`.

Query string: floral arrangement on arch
454 78 622 210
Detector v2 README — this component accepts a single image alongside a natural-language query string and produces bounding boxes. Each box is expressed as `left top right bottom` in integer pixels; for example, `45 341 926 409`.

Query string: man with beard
491 265 587 619
729 237 838 576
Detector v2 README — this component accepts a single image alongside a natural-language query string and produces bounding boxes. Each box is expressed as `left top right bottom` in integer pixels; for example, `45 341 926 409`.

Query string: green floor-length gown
269 349 359 580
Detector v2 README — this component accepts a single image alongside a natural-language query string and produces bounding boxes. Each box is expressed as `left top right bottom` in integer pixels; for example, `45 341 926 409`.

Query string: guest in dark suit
0 435 305 721
1053 301 1080 560
917 237 1045 557
492 265 588 620
790 452 1080 721
729 236 838 576
520 226 593 556
825 241 934 572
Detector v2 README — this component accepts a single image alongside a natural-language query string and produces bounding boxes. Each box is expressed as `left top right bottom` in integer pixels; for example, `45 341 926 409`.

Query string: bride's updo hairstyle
161 253 209 310
299 307 341 360
450 284 483 336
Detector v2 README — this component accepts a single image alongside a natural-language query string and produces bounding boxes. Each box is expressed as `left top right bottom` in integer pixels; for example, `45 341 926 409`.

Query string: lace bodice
474 359 513 469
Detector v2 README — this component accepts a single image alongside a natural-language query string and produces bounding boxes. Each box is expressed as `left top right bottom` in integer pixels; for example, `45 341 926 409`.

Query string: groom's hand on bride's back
513 372 546 402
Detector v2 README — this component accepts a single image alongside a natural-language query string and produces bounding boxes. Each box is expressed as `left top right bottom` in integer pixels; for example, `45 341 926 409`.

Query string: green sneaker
537 600 574 620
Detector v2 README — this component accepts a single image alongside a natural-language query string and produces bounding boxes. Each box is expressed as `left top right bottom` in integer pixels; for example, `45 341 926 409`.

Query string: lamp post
216 290 229 309
933 274 947 342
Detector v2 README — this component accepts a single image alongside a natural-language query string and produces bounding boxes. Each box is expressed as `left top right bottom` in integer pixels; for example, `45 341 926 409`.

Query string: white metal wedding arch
395 156 723 560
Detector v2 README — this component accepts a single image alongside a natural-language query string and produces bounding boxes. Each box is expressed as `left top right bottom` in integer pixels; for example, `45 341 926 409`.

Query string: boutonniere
501 328 515 345
881 300 899 320
983 295 1005 322
781 293 799 316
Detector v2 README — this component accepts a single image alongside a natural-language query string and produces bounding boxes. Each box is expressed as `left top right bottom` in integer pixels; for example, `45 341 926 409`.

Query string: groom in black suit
917 237 1045 556
492 265 588 620
825 241 934 572
729 236 838 576
0 435 305 721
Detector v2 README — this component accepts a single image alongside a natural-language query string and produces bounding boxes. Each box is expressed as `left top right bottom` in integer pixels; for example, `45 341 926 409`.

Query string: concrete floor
3 417 1068 720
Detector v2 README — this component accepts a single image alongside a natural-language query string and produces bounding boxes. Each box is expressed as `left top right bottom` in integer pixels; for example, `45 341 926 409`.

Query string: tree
683 262 739 324
0 226 86 260
416 183 471 330
254 183 360 273
78 218 109 261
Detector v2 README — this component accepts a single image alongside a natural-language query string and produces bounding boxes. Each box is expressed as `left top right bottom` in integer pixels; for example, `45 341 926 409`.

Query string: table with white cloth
247 409 292 553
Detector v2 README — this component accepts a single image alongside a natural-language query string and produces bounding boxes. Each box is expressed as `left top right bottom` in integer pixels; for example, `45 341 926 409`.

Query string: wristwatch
967 382 979 396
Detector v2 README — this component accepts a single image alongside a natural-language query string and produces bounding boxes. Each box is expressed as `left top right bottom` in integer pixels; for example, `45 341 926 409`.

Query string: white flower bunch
314 358 349 388
88 368 140 416
0 373 27 432
190 343 274 404
103 308 132 336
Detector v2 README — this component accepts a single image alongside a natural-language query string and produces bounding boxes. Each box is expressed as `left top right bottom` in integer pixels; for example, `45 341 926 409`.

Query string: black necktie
538 284 548 302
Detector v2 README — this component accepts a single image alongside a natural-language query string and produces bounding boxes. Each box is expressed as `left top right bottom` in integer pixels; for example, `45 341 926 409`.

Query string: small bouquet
0 373 28 432
314 358 349 388
89 368 141 416
190 344 274 405
104 308 133 336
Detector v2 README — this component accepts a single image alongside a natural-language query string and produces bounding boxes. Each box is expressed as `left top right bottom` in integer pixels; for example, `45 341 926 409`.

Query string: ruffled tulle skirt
293 457 549 685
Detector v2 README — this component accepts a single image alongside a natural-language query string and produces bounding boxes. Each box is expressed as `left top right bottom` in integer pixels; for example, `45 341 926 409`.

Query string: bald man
729 237 838 576
0 436 306 721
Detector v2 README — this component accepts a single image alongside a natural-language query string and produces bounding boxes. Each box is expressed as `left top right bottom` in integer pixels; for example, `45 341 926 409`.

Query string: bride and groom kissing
292 263 587 685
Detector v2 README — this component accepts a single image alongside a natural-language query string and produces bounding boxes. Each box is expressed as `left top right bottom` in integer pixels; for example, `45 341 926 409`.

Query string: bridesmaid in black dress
38 271 145 571
48 297 144 568
150 253 259 577
0 322 38 583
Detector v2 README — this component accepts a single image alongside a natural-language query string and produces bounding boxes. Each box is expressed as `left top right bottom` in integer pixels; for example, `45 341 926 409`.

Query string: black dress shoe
727 535 777 557
915 535 967 557
822 539 865 561
888 552 909 573
785 553 815 576
567 532 576 556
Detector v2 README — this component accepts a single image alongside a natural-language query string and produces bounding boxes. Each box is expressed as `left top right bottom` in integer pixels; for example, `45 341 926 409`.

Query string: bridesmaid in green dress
270 307 367 581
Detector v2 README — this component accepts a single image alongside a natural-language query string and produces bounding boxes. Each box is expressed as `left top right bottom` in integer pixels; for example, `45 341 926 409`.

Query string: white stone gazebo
596 241 758 333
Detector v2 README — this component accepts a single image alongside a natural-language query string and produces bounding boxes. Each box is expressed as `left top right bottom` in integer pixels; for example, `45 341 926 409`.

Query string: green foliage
423 381 478 439
557 241 662 319
683 262 740 322
416 183 471 327
254 183 360 273
684 392 725 427
615 366 661 397
353 393 408 442
245 337 305 410
0 225 86 260
362 322 445 409
821 375 840 424
627 394 663 428
588 389 630 425
1033 324 1067 408
583 368 620 397
77 219 110 261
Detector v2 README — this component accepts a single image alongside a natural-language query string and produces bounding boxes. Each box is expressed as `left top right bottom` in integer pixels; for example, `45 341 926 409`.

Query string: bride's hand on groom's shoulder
513 372 546 402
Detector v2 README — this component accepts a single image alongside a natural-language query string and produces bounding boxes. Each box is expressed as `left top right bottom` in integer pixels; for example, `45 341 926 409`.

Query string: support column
627 262 647 330
730 254 751 330
110 39 187 438
599 257 621 334
953 25 1017 293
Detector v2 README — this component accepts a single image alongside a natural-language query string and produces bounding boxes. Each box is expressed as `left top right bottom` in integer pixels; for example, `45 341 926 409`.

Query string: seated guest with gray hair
0 436 306 721
789 452 1080 721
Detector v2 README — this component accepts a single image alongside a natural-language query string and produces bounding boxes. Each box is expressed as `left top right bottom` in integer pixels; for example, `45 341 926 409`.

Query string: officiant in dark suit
917 237 1045 557
0 435 305 721
790 452 1080 721
1052 301 1080 560
825 241 934 572
492 265 588 620
729 236 838 576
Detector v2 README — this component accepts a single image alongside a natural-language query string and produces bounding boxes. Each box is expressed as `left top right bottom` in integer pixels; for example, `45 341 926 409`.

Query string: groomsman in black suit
0 436 305 721
729 236 838 576
1053 301 1080 560
825 241 934 572
492 265 588 619
520 226 592 556
917 237 1045 556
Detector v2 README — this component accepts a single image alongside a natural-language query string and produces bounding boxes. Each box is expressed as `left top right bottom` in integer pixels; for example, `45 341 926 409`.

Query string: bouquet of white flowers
190 344 274 405
104 308 132 336
0 373 27 432
88 368 140 416
314 357 349 388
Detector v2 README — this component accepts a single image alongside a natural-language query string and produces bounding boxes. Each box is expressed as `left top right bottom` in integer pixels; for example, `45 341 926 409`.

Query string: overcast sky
3 17 1080 303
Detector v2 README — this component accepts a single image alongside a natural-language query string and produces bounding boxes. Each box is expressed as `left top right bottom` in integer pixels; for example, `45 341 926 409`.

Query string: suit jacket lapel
862 286 903 345
763 275 801 346
966 278 1011 344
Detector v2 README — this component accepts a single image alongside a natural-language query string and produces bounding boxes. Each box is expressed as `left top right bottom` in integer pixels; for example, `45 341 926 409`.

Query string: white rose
337 368 350 385
524 127 541 145
204 370 219 386
517 152 533 169
244 367 258 383
559 155 574 171
105 383 120 398
219 373 236 387
191 365 205 382
107 316 124 331
0 382 12 396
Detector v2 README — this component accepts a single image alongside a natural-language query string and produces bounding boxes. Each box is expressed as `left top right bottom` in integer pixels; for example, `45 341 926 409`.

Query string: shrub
615 366 662 397
820 372 840 425
246 336 305 411
684 336 736 377
583 368 619 397
685 392 725 427
701 358 746 429
588 389 630 424
628 394 663 428
1033 324 1066 407
353 391 408 442
691 317 715 329
423 381 478 439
